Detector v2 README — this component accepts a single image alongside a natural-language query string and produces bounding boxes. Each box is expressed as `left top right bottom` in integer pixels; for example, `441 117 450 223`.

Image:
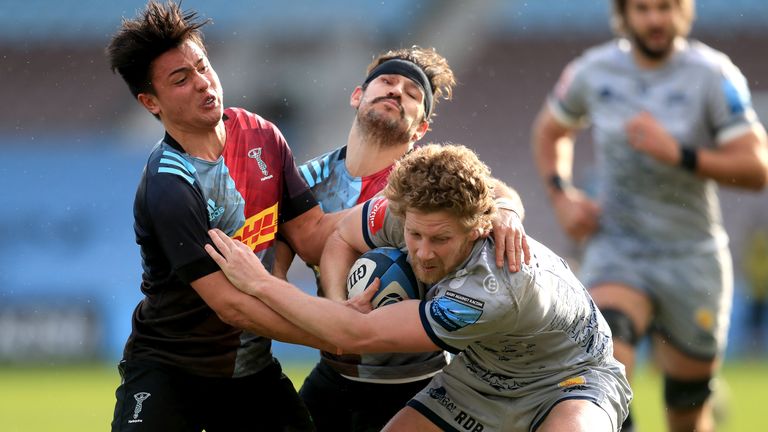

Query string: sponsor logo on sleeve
558 375 590 393
429 290 484 332
367 197 388 237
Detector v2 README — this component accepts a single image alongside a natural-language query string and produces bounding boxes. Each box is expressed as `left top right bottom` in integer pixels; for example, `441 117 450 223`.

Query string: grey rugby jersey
361 198 626 397
549 38 761 253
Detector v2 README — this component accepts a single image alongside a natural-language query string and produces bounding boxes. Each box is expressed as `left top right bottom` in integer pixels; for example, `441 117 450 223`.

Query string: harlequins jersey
298 146 447 383
124 107 316 378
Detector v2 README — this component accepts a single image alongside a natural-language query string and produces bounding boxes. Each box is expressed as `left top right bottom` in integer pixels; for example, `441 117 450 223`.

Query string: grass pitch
0 360 765 431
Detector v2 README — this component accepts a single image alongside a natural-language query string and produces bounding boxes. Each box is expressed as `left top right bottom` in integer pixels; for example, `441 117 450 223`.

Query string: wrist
548 174 571 195
679 147 698 172
494 198 521 219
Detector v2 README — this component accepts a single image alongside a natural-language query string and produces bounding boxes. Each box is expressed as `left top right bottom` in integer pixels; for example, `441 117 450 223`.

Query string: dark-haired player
106 1 343 430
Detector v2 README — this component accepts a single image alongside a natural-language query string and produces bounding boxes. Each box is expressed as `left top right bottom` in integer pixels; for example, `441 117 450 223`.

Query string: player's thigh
298 362 354 431
590 283 653 334
205 360 313 432
112 361 199 432
382 406 441 432
580 238 654 333
650 247 732 360
652 333 719 379
535 399 613 432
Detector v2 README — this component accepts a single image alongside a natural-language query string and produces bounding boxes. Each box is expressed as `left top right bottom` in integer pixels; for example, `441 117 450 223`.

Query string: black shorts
298 361 431 432
112 358 314 431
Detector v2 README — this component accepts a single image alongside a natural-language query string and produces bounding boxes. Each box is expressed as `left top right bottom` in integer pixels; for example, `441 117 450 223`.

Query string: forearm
250 274 377 352
695 141 768 190
251 275 429 353
225 292 342 351
281 207 347 266
271 239 295 280
319 231 363 302
490 179 525 221
531 107 577 198
192 272 336 351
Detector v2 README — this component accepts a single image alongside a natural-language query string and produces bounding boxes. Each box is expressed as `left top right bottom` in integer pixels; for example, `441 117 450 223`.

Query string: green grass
0 360 765 431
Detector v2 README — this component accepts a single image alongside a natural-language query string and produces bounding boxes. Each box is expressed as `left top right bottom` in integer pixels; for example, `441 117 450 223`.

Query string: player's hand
626 112 679 165
551 188 600 242
490 208 531 272
344 277 379 314
205 228 270 296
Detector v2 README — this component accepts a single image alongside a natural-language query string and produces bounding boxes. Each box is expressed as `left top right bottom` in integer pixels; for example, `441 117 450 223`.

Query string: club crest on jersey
128 392 150 424
248 147 272 180
367 197 388 236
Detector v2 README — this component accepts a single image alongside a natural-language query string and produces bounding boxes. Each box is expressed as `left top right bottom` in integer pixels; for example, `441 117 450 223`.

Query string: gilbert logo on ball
347 247 420 308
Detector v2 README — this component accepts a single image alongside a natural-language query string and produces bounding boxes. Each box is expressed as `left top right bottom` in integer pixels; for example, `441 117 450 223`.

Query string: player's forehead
152 40 207 77
627 0 673 9
404 210 462 235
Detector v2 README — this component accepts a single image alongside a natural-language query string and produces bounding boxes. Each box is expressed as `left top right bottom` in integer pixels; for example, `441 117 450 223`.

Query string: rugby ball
346 247 420 308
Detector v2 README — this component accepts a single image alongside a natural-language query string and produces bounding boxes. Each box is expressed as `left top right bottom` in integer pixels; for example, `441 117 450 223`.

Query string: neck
345 120 414 177
166 121 226 161
632 49 667 69
631 36 681 70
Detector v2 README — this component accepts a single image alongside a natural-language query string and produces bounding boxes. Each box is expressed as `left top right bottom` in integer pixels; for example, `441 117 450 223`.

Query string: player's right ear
138 92 161 116
350 86 363 109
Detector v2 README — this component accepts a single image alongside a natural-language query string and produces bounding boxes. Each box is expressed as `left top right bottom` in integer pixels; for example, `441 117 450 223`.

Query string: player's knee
601 309 640 346
664 376 712 410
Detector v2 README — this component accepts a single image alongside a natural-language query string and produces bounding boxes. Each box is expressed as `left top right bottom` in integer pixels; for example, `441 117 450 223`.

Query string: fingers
207 229 230 254
204 243 226 267
522 233 531 265
495 236 505 269
362 278 380 303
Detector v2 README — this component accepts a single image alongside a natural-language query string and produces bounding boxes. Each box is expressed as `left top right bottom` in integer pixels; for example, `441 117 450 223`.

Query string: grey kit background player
206 144 631 432
531 0 768 431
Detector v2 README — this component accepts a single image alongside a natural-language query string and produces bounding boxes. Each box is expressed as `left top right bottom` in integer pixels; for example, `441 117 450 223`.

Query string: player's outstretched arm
206 228 438 354
190 271 336 351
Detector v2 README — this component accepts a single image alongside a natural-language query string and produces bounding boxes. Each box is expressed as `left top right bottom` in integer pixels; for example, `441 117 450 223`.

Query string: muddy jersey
361 197 629 397
549 38 760 253
298 146 447 383
125 107 316 378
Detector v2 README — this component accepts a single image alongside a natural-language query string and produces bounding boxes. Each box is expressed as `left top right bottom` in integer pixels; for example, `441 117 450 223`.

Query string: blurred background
0 0 766 428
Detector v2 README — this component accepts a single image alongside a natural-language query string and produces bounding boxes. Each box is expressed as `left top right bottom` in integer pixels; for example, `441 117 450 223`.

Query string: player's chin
414 268 443 285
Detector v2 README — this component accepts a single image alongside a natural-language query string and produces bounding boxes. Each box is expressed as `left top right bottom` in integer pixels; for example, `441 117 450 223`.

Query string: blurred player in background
281 47 529 431
206 144 631 432
106 1 345 430
531 0 768 430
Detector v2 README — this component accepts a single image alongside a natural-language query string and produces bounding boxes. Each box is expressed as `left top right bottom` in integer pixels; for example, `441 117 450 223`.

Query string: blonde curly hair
384 144 495 233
